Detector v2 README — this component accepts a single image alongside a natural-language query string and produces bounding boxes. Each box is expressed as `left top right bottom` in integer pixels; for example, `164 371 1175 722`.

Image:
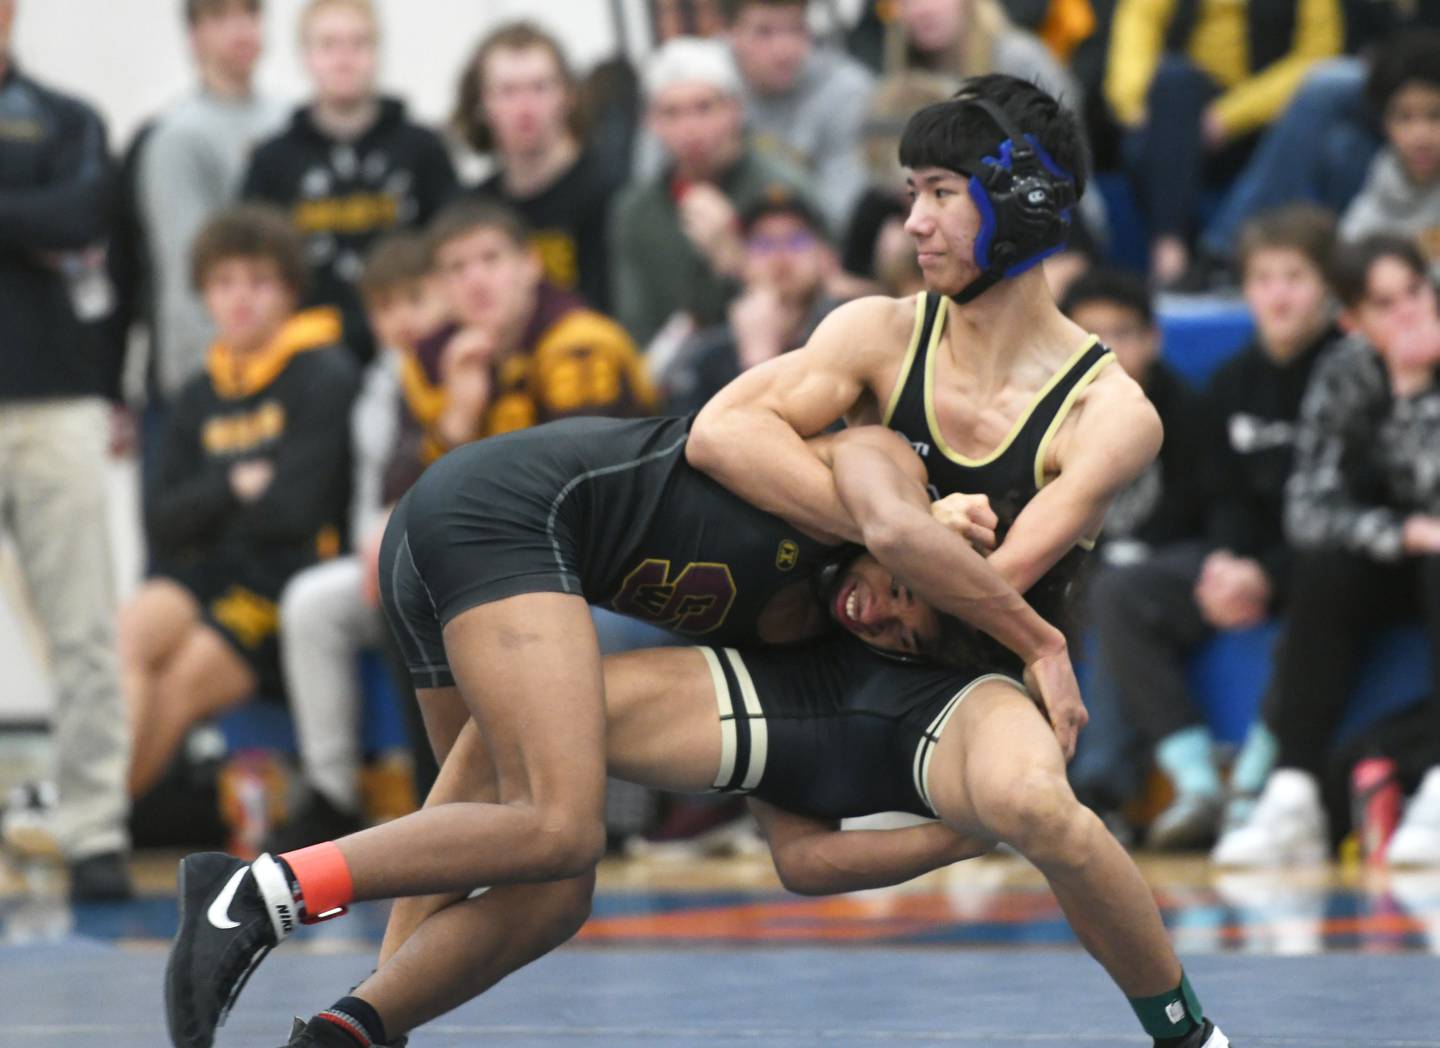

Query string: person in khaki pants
0 0 132 900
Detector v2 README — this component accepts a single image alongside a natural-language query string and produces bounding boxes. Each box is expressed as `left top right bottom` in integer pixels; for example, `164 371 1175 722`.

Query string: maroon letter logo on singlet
609 559 738 635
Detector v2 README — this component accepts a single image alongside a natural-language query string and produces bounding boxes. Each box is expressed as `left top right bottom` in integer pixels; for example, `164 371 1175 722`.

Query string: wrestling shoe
1211 770 1327 868
276 1017 409 1046
1389 768 1440 867
1163 1019 1231 1047
166 851 298 1048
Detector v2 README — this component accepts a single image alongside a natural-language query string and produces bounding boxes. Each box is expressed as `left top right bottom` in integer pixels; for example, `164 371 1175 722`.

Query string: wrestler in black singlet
725 293 1116 820
378 415 837 690
884 291 1114 657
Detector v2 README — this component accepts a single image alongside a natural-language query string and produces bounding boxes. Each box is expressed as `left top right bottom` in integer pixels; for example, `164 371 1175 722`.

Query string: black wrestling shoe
1161 1019 1231 1047
166 852 297 1048
276 1018 409 1047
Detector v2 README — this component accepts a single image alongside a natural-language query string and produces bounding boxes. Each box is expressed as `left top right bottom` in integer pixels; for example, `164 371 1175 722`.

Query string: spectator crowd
2 0 1440 901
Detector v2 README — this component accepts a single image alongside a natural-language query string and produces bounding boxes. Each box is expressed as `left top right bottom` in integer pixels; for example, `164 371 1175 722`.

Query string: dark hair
1332 234 1430 308
916 612 994 669
452 21 582 154
426 199 531 260
740 186 828 239
184 0 260 25
720 0 806 24
1236 204 1337 282
898 74 1089 199
1060 268 1154 327
1367 30 1440 119
190 203 307 297
358 233 432 303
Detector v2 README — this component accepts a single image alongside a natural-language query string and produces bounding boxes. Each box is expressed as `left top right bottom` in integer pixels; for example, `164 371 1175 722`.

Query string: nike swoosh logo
206 867 249 930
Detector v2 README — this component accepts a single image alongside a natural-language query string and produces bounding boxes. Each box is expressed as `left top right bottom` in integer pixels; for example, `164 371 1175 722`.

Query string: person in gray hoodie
1341 32 1440 270
139 0 287 410
723 0 875 233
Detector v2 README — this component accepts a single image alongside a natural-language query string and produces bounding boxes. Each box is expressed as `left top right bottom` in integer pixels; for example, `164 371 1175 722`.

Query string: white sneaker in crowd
1389 767 1440 867
1 781 60 859
1211 769 1328 868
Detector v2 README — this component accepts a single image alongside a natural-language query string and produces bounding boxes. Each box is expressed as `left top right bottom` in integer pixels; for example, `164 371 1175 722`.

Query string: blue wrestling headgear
949 96 1078 304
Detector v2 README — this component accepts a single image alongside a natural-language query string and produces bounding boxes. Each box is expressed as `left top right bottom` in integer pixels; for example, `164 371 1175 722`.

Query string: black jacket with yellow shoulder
148 308 359 570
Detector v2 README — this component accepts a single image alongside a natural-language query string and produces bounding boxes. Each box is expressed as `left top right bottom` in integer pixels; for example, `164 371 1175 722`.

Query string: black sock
313 995 388 1047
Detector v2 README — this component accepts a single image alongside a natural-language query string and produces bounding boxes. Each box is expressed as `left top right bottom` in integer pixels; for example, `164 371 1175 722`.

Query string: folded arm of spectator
1284 343 1408 561
0 102 109 251
235 356 360 545
1208 0 1342 139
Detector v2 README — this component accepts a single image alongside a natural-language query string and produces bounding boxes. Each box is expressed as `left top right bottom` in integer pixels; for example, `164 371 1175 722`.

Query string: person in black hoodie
456 21 620 312
1085 206 1344 851
123 205 357 803
1057 270 1211 835
242 0 456 365
0 0 133 901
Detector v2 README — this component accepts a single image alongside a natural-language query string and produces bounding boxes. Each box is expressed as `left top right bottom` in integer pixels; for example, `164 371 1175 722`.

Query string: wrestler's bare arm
687 296 914 546
748 798 992 896
822 427 1067 667
987 368 1164 593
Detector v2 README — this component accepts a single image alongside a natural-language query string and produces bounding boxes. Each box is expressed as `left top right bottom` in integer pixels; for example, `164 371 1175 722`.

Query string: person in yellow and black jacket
124 204 358 802
383 199 657 502
1106 0 1342 286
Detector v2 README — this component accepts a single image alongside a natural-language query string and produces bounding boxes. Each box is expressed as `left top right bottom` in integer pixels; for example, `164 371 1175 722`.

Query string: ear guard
953 97 1077 304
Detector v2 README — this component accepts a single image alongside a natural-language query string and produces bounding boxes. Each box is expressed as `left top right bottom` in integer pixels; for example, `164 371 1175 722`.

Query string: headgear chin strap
951 97 1077 305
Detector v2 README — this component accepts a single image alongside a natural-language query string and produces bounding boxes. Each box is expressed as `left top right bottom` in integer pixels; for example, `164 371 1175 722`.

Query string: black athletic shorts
157 553 303 702
379 417 691 689
700 635 1026 820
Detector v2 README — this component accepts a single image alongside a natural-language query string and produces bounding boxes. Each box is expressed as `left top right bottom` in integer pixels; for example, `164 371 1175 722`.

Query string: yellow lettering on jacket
202 401 286 455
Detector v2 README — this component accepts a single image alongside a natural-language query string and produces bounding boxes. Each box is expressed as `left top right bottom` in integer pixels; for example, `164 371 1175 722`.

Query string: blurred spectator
609 37 812 348
456 22 619 311
124 206 357 802
1062 271 1210 836
1215 235 1440 866
997 0 1097 63
138 0 285 433
653 0 727 39
1106 0 1342 286
387 201 655 496
874 5 1110 250
886 0 1081 109
1197 7 1440 271
662 192 839 413
0 0 131 900
1341 34 1440 266
722 0 875 232
840 71 955 294
1088 208 1342 850
242 0 457 364
265 234 445 851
